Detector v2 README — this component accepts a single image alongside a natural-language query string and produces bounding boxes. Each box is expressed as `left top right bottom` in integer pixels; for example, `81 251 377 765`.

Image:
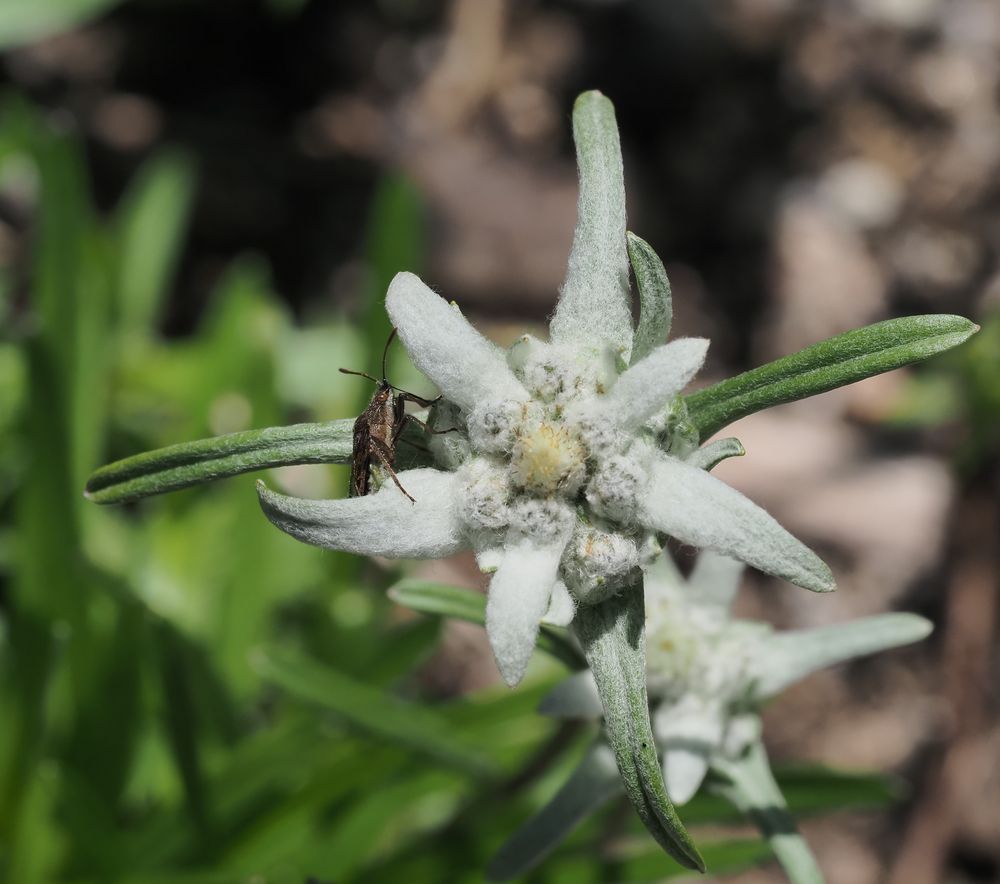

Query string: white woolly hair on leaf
256 469 467 558
654 699 725 805
598 338 708 431
486 535 569 686
542 580 577 626
385 272 528 413
640 454 835 594
549 91 633 356
686 551 745 613
749 613 933 699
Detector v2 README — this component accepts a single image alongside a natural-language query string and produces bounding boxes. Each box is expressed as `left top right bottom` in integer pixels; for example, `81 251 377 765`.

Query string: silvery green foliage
496 552 932 882
257 91 834 687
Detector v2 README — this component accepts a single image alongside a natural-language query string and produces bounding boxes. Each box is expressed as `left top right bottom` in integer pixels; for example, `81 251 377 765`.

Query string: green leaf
571 585 704 872
0 0 125 50
84 419 353 504
487 741 622 881
710 741 825 884
627 232 672 364
776 765 897 815
618 837 773 880
252 644 496 778
114 148 197 337
387 579 587 672
685 314 979 440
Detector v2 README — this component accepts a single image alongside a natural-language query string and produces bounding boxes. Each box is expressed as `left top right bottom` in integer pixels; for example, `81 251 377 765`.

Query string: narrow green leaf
627 232 672 364
487 741 622 881
685 315 979 440
710 741 825 884
84 419 353 504
618 837 773 880
114 148 197 337
252 644 496 778
571 585 704 872
776 765 897 815
387 579 587 672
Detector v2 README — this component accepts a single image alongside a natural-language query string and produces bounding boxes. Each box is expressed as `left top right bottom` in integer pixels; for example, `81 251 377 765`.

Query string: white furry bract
486 534 570 686
549 92 633 357
385 272 527 412
257 469 467 558
640 454 835 593
598 338 708 431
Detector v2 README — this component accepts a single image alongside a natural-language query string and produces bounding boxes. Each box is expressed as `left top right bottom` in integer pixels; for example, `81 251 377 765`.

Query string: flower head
488 553 932 881
257 91 834 686
540 551 932 804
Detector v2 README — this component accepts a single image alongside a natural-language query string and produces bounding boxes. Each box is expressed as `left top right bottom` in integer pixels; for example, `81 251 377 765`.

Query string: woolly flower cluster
256 91 833 686
541 552 931 806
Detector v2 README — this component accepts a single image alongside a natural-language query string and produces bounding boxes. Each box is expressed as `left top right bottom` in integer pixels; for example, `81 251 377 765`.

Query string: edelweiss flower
542 552 932 802
488 551 932 880
257 91 834 686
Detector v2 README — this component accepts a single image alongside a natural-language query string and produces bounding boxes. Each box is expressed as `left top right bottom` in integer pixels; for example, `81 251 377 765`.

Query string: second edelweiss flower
256 91 834 687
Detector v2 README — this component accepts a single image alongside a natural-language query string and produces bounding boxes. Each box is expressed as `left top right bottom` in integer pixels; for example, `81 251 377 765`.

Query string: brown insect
339 329 440 503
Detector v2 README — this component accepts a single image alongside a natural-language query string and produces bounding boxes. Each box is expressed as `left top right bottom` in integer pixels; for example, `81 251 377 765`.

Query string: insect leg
370 438 416 503
402 413 461 435
396 390 441 409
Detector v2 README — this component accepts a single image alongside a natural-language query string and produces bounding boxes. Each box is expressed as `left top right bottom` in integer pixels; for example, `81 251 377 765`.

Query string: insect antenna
340 329 413 391
381 328 398 380
338 368 380 384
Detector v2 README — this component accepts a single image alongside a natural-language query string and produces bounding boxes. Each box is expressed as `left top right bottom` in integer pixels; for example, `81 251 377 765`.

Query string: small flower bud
457 458 511 531
467 399 541 454
561 525 640 604
585 453 647 523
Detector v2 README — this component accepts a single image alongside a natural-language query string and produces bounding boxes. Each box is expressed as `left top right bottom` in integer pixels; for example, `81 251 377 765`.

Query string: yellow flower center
510 421 586 495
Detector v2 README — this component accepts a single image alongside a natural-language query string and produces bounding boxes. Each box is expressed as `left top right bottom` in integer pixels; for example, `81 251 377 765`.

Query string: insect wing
349 415 372 497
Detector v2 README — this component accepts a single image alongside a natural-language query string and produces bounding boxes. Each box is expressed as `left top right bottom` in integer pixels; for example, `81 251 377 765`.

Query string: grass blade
252 644 496 778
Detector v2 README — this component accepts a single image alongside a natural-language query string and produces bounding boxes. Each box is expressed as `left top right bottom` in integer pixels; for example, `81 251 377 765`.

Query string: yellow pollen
510 422 585 495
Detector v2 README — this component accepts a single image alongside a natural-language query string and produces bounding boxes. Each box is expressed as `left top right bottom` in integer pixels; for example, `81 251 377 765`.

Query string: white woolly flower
539 551 933 805
256 91 835 687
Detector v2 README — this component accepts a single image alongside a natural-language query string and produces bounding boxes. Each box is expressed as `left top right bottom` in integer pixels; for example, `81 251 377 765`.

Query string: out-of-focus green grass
0 96 895 884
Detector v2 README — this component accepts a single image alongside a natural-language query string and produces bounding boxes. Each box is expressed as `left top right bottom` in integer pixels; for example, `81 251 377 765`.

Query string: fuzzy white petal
542 580 577 627
599 338 708 431
549 92 633 356
642 551 685 608
750 613 933 699
537 670 603 719
663 748 711 806
654 700 724 805
256 469 466 558
640 454 835 593
686 551 745 612
486 536 569 686
385 272 527 412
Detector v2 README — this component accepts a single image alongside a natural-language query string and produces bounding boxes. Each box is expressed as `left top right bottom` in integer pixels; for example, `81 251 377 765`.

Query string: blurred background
0 1 998 882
